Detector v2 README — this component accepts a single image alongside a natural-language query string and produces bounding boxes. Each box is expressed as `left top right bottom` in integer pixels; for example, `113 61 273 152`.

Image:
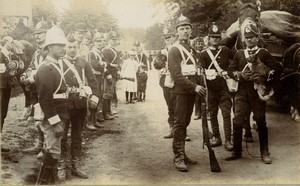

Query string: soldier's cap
208 22 221 37
128 50 137 55
175 14 192 29
34 21 49 34
74 22 87 32
66 33 76 43
163 27 175 39
133 40 140 47
107 31 119 40
244 24 259 38
93 32 106 42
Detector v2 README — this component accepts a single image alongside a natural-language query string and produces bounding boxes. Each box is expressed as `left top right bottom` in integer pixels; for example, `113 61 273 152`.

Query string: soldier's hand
241 71 252 81
52 122 64 138
7 61 17 70
251 73 265 84
195 85 206 96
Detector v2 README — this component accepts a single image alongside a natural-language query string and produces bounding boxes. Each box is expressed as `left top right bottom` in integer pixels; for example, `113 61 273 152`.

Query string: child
137 64 148 101
121 50 139 104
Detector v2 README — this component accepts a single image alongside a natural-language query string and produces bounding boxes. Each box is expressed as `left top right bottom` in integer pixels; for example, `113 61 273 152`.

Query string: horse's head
238 3 260 26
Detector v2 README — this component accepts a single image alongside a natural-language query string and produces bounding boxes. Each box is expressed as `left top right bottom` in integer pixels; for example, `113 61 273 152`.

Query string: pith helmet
244 24 259 38
175 14 192 29
43 26 67 49
208 22 221 37
34 21 49 34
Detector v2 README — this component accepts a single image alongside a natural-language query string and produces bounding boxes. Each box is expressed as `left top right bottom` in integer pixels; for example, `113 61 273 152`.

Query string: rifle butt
208 149 221 172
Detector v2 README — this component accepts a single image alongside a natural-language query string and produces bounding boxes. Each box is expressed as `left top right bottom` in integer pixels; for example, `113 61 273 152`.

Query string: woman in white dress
121 50 139 103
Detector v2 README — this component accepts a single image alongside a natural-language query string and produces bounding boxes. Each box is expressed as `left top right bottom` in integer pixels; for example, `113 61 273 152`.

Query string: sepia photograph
0 0 300 185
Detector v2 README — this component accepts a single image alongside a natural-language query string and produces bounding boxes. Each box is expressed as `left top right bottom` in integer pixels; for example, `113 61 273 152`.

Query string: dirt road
1 70 300 185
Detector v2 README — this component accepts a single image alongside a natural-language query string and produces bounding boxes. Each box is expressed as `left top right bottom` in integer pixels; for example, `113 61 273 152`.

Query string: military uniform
0 40 24 130
102 35 122 116
226 25 283 163
168 39 199 168
154 47 175 136
199 24 235 149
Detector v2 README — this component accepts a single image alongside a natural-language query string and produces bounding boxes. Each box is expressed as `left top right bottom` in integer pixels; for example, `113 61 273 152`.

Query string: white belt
93 71 101 75
53 93 68 99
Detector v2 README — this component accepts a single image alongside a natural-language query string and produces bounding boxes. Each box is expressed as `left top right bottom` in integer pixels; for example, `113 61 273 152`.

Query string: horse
274 43 300 121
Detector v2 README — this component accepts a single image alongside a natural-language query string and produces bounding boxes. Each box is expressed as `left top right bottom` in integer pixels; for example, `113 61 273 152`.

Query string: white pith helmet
43 26 67 49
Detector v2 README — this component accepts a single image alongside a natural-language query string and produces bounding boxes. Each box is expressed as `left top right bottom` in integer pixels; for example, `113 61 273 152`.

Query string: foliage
9 18 34 43
161 0 300 36
59 0 118 35
32 0 58 26
144 23 165 50
119 28 146 52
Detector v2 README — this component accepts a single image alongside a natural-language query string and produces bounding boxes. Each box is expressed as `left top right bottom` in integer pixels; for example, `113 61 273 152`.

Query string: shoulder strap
243 48 261 72
174 44 196 65
108 47 117 64
49 60 65 94
62 59 83 85
206 48 223 71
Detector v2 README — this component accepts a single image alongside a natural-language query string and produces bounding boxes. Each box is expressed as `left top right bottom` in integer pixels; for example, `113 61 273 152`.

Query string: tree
144 23 165 50
60 0 118 34
32 0 58 26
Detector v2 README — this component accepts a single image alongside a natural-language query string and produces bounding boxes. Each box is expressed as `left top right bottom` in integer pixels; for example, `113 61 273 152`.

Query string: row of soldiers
154 14 283 172
0 20 148 184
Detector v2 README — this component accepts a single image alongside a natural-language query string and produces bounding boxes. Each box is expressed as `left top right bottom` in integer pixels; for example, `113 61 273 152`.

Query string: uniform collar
208 46 221 50
46 55 59 64
179 39 189 45
246 46 259 51
65 55 77 63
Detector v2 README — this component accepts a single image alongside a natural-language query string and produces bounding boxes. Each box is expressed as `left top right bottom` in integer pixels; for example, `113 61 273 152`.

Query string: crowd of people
0 10 286 184
0 21 150 184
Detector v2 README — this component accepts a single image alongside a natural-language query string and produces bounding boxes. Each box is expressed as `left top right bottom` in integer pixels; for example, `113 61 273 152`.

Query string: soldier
59 33 100 180
102 31 122 117
0 36 25 132
21 21 49 158
89 32 109 122
153 27 176 139
226 24 283 164
168 15 206 172
198 23 235 151
35 26 69 184
74 23 90 61
1 35 25 152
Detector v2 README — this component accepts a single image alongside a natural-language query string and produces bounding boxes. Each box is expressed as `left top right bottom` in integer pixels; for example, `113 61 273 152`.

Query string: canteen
33 103 44 121
0 63 6 73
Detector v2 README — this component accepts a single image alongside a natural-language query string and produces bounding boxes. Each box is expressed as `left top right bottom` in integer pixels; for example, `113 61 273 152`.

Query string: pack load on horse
222 1 300 122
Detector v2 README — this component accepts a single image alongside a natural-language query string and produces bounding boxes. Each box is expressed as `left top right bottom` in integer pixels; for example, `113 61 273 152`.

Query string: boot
23 128 44 153
226 124 243 161
71 158 88 179
184 154 198 165
185 135 191 141
57 159 66 182
103 99 114 120
163 125 173 139
258 125 272 164
225 151 242 161
36 150 58 185
173 141 188 172
96 111 105 123
137 92 142 102
224 140 234 151
86 111 98 131
210 137 222 147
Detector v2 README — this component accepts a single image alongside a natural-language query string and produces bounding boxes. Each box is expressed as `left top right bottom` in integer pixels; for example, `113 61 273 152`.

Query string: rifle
199 69 221 172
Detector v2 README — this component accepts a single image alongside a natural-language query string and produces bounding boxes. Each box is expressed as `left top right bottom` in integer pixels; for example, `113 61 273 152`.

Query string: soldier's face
34 32 46 45
209 36 221 47
74 31 84 42
245 35 259 48
48 44 66 59
164 36 175 46
177 25 192 40
94 39 106 49
66 41 78 58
